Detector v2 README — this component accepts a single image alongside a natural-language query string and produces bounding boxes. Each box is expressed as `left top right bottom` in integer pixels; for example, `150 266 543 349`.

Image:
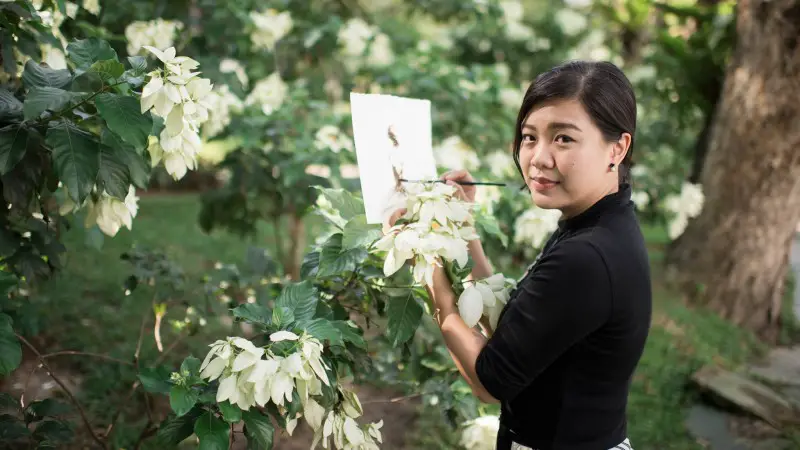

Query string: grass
16 195 773 449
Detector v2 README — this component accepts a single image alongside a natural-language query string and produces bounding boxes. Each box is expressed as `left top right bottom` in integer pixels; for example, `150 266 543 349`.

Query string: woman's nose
531 145 553 169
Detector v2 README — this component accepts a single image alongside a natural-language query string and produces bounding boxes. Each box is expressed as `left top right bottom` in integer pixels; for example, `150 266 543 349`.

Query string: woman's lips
530 176 559 191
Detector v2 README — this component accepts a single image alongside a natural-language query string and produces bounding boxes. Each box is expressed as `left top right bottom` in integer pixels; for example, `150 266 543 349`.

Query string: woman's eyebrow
522 122 582 132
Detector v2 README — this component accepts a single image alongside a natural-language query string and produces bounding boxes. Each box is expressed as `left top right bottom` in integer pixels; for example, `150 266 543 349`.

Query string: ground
0 194 783 449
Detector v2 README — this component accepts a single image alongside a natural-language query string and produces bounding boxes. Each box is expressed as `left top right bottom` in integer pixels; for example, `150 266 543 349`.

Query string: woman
388 60 652 449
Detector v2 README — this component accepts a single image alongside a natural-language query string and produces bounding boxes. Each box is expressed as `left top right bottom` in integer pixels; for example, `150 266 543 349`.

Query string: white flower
125 19 184 56
202 84 244 138
83 186 139 237
555 8 588 36
314 125 354 153
245 72 288 115
631 190 650 209
664 182 704 240
435 136 481 171
270 330 299 342
250 9 293 51
373 183 477 286
513 207 561 249
82 0 100 15
458 285 484 328
338 18 373 58
219 58 249 88
460 415 500 450
338 18 395 71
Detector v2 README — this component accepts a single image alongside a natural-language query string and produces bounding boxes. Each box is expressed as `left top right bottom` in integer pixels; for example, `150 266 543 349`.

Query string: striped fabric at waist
510 438 634 450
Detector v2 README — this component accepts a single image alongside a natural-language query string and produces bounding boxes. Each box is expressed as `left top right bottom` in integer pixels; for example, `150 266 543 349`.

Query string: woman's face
518 98 628 218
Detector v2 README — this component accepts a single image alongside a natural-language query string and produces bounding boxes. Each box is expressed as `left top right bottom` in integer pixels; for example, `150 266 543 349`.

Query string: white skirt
510 438 634 450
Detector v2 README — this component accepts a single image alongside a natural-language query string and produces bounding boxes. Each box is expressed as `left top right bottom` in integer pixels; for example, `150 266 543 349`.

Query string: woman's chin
530 191 561 210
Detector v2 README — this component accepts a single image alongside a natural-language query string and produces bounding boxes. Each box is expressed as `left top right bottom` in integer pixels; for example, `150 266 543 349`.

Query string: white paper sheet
349 92 438 224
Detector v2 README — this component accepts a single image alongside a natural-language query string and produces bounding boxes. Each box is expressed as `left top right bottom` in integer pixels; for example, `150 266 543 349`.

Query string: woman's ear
610 132 632 165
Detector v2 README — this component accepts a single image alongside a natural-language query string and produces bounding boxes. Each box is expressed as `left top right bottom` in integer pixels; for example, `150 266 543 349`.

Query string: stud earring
609 163 617 172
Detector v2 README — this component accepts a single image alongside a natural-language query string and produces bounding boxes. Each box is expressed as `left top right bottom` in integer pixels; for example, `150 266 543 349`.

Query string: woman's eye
521 134 536 143
555 135 574 144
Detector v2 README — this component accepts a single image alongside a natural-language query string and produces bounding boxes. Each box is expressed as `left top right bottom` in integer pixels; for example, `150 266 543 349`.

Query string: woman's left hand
429 259 457 310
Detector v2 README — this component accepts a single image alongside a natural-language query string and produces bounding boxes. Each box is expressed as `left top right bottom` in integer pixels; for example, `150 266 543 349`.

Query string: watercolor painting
350 92 438 224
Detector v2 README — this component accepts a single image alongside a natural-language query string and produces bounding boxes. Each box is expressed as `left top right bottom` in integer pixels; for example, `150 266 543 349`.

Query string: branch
104 332 187 439
15 334 108 450
36 79 128 124
40 351 134 367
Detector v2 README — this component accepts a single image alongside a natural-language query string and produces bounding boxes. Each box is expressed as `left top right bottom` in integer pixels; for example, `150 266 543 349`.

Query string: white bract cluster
315 125 354 153
308 389 383 450
200 331 330 411
245 72 289 116
140 46 213 180
513 207 561 250
664 182 704 239
375 183 477 287
457 274 515 329
202 84 244 138
124 19 184 56
338 18 395 71
434 136 481 172
59 186 139 237
460 415 500 450
500 1 535 41
249 9 293 51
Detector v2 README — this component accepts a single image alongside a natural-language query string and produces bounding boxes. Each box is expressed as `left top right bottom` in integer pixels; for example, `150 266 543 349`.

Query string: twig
229 423 235 447
361 392 425 405
40 351 134 366
104 333 186 438
19 361 41 409
154 309 164 352
15 334 108 450
36 80 127 124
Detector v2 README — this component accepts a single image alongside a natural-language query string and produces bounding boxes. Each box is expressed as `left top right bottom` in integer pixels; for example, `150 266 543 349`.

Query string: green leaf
21 61 70 89
476 212 508 248
0 124 30 175
0 393 18 410
332 320 366 349
386 293 423 347
300 251 320 278
180 356 201 376
342 215 383 249
0 88 23 120
155 407 203 446
275 281 319 322
31 419 72 446
46 121 100 204
194 411 229 450
242 410 274 450
127 55 147 74
316 187 363 221
296 318 343 347
318 233 368 277
169 385 199 417
23 87 78 120
97 144 130 198
0 270 18 296
88 60 124 83
231 304 271 326
66 38 117 69
84 225 104 250
100 128 150 189
138 366 172 394
24 399 71 424
218 401 242 423
95 93 152 150
0 313 21 376
0 414 29 440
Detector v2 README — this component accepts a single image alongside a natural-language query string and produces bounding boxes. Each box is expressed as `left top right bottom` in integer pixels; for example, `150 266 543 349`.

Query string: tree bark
287 212 305 281
665 0 800 341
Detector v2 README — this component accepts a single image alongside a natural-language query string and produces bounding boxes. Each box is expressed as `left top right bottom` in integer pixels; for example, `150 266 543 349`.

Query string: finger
383 208 407 233
442 169 468 181
446 180 468 200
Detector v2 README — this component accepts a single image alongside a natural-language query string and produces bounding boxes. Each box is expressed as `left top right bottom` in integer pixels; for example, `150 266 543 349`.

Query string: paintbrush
399 178 513 187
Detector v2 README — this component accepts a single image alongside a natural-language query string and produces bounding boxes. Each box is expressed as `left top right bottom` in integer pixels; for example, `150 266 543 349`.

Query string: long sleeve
475 237 613 402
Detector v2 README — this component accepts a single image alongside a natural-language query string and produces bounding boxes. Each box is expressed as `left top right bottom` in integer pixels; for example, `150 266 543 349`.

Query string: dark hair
512 60 637 184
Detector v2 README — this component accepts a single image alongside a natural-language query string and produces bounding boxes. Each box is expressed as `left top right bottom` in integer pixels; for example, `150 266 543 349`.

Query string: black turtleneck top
475 184 652 450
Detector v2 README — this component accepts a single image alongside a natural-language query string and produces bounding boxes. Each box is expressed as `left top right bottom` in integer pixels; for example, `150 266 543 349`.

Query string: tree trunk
287 212 305 281
665 0 800 341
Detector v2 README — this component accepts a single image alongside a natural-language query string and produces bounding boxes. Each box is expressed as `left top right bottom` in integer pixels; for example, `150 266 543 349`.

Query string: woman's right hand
441 170 476 203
